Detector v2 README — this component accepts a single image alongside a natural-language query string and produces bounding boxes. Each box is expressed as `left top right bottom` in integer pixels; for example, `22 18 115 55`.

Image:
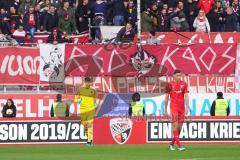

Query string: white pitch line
176 157 234 160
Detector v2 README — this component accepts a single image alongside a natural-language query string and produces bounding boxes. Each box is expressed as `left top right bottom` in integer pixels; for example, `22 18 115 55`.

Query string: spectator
116 22 135 43
58 12 77 35
58 1 75 23
167 0 178 8
198 0 215 14
0 8 11 35
50 94 69 117
34 4 44 31
176 1 190 31
162 3 169 10
1 99 17 118
207 6 221 32
43 5 58 32
147 30 160 44
126 0 137 28
18 0 33 17
0 0 19 12
93 0 115 40
67 0 77 8
38 0 51 12
129 92 145 117
224 6 238 32
10 6 21 30
169 8 182 31
76 0 92 33
50 0 62 9
157 8 168 32
232 0 240 31
47 28 64 45
23 6 40 43
169 7 189 32
12 24 26 44
112 0 127 26
150 3 159 31
193 10 210 32
210 92 230 116
141 9 154 32
215 1 225 31
179 11 190 31
184 0 199 31
223 0 230 8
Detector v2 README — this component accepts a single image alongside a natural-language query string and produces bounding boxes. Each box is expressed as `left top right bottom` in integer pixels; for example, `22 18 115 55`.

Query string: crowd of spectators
0 0 239 44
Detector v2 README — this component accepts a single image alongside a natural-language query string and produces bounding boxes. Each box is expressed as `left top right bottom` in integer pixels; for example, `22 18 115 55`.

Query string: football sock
173 130 181 147
87 127 93 143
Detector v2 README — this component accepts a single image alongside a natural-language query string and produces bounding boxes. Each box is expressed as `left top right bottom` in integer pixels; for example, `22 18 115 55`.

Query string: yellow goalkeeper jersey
75 86 97 112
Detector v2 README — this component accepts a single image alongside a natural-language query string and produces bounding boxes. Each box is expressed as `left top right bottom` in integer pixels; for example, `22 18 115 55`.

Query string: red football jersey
165 80 189 112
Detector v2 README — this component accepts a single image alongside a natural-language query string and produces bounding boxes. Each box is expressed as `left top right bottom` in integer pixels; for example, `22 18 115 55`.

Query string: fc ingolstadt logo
110 118 132 144
130 47 156 77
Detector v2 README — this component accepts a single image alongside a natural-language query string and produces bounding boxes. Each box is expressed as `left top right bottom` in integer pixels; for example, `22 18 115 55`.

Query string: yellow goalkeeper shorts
80 108 95 123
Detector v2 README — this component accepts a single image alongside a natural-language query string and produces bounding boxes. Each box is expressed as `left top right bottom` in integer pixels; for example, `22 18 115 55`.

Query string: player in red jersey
164 69 189 151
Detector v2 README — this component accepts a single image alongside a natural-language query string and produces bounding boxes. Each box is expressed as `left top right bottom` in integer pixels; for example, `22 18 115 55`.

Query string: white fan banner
39 44 65 82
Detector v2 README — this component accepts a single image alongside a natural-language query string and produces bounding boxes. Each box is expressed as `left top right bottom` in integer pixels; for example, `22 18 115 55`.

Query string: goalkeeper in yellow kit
74 77 97 146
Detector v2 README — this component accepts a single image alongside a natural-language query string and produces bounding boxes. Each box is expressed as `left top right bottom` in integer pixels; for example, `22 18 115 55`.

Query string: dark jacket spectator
0 0 18 12
9 6 21 30
93 0 113 16
23 6 40 42
232 0 240 28
184 0 199 31
126 1 137 27
2 99 17 118
112 0 127 26
47 27 64 44
224 7 238 32
207 7 221 32
157 8 168 32
0 8 11 34
167 0 178 8
43 5 59 32
23 6 40 30
76 0 93 33
34 4 44 30
116 23 135 42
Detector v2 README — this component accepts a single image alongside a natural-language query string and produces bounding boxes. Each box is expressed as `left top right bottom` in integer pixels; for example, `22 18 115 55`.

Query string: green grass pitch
1 144 240 160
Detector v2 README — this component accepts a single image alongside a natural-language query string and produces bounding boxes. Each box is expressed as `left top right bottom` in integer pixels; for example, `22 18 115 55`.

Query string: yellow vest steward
131 101 144 116
75 87 97 112
215 99 228 116
53 102 67 117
